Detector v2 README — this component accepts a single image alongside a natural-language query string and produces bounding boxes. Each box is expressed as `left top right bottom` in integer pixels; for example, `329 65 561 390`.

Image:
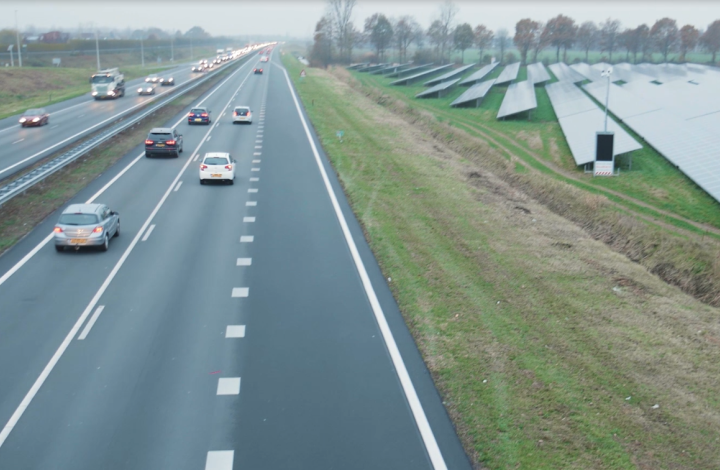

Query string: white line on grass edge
278 64 448 470
0 61 257 449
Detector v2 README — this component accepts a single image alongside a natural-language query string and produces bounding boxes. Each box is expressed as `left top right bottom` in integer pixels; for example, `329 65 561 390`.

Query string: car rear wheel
55 245 64 253
200 179 205 185
100 235 109 252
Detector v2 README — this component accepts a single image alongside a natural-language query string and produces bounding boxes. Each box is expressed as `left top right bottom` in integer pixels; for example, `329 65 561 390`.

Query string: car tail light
93 226 104 233
145 139 154 145
201 113 208 117
225 164 233 170
188 113 195 117
53 227 63 233
166 140 176 146
233 111 238 116
200 164 208 170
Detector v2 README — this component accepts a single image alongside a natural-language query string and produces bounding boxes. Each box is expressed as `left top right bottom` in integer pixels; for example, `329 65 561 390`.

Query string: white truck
90 68 125 100
216 48 224 55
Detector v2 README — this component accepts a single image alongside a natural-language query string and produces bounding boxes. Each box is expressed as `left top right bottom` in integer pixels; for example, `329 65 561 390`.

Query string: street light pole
170 37 174 62
95 30 101 70
141 37 144 68
15 10 22 67
601 67 613 132
190 37 193 60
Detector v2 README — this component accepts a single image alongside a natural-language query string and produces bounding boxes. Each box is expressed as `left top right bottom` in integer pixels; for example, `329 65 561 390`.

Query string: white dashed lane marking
226 325 246 338
50 125 58 129
251 168 260 172
236 258 252 266
12 139 24 145
141 224 156 242
217 377 241 395
253 152 261 156
246 201 257 206
252 160 261 163
205 451 233 470
249 177 259 182
243 217 255 223
173 181 183 192
254 146 262 149
248 188 258 193
255 140 262 143
207 136 212 141
77 306 105 340
194 154 200 161
231 287 249 297
240 235 254 242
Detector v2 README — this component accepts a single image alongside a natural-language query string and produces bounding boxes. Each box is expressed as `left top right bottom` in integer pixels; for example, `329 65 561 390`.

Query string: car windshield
235 108 249 115
91 75 113 84
191 109 207 114
204 157 229 165
59 213 99 225
25 109 43 115
149 133 172 140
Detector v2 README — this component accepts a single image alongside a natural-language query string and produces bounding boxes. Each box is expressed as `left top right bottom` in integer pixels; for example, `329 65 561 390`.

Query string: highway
0 55 243 181
0 48 472 469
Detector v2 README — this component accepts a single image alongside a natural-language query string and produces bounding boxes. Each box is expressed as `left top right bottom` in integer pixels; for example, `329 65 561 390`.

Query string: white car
199 152 235 185
232 106 252 124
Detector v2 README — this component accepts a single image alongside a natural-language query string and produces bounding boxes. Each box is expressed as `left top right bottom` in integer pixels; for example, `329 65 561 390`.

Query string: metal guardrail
0 53 252 207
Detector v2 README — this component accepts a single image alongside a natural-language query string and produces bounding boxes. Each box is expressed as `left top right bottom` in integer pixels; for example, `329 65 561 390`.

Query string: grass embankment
0 63 235 254
281 52 720 469
0 48 219 120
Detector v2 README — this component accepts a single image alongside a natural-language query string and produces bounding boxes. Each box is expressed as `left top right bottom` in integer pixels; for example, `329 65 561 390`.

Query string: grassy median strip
282 53 720 470
0 64 234 255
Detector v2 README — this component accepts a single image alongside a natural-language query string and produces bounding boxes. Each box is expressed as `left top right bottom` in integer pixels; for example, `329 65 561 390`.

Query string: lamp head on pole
601 66 613 78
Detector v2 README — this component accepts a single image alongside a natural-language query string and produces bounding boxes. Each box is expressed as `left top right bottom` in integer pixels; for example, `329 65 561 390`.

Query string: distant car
137 85 156 95
145 127 183 158
19 108 49 127
199 152 235 185
145 74 160 83
188 106 211 125
260 56 269 62
191 65 203 72
54 203 120 252
253 68 263 74
160 77 175 86
232 106 252 124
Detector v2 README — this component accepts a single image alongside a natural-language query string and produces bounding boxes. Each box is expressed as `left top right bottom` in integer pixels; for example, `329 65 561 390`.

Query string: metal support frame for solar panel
494 62 520 85
497 80 537 119
416 78 461 98
459 62 499 86
451 79 496 107
389 64 453 86
527 62 551 84
423 63 476 86
385 64 432 78
371 62 414 75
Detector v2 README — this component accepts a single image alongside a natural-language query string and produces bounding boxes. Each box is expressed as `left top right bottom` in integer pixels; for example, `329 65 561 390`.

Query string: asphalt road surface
0 55 243 181
0 49 473 470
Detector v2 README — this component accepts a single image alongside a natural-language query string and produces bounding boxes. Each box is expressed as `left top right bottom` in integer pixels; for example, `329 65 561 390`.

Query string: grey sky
2 1 719 39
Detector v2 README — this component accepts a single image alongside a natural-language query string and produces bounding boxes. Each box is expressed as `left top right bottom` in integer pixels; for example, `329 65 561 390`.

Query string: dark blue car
188 106 211 125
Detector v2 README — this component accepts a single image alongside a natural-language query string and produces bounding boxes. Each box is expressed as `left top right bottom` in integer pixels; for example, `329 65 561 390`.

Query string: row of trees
310 0 720 67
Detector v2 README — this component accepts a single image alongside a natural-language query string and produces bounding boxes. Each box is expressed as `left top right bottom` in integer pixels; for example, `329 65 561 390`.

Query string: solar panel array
570 63 604 82
389 64 453 85
545 82 642 165
358 63 389 73
497 80 537 118
548 63 586 83
495 62 520 85
416 78 461 98
424 63 476 86
371 62 413 75
385 64 431 78
527 62 551 84
583 80 720 203
459 62 499 86
450 79 496 107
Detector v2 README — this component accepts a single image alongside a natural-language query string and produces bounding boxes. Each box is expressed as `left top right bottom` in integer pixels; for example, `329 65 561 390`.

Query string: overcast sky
2 1 720 39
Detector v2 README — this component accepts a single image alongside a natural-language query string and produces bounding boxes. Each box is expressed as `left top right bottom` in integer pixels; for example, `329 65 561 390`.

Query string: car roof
234 106 250 109
149 127 174 133
192 106 208 110
62 203 103 214
203 152 230 158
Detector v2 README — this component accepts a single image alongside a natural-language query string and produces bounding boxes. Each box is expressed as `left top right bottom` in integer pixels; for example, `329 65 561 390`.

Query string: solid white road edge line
0 62 258 450
216 377 241 395
0 59 253 290
280 65 449 470
205 450 234 470
141 224 156 242
225 325 246 338
77 305 105 340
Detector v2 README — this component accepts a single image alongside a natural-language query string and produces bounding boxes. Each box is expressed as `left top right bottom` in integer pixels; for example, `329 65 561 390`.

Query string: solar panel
545 81 597 118
389 64 453 85
416 78 461 98
347 63 369 70
497 80 537 118
450 79 496 107
358 63 389 73
372 62 413 75
495 62 520 85
583 81 662 119
527 62 551 84
571 63 604 81
459 62 499 86
385 64 432 78
620 79 720 120
548 63 586 83
424 63 476 86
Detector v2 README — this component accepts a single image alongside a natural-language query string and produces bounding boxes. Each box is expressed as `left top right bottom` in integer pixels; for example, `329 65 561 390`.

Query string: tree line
310 0 720 67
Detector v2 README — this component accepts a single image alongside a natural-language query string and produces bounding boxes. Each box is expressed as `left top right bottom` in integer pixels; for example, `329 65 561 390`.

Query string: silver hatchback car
54 203 120 252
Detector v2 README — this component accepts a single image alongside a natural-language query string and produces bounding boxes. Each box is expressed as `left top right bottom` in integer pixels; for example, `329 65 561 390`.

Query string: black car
188 107 211 125
145 127 183 158
253 68 263 74
160 77 175 86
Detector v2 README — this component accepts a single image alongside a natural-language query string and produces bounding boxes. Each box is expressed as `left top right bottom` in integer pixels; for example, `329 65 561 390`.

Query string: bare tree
679 24 700 62
650 18 679 62
436 0 459 63
532 22 550 62
599 18 621 62
576 21 598 62
544 14 577 63
496 28 510 64
473 24 493 63
514 18 541 65
427 19 444 61
327 0 357 63
637 24 651 62
394 15 421 63
701 20 720 64
310 15 334 68
364 13 394 61
453 23 474 63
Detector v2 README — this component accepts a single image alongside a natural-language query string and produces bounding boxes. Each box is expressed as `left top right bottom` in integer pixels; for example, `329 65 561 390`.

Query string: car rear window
204 157 229 165
235 108 249 115
149 132 172 140
191 108 207 114
59 213 99 225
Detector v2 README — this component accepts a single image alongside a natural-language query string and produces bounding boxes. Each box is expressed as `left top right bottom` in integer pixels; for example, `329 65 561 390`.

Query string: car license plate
211 173 222 177
70 239 87 245
195 118 202 122
157 143 165 147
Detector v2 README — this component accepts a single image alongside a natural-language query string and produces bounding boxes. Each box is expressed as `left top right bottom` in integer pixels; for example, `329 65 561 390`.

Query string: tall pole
190 38 193 60
95 31 101 70
170 37 174 62
15 10 22 67
601 67 613 132
141 37 144 68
